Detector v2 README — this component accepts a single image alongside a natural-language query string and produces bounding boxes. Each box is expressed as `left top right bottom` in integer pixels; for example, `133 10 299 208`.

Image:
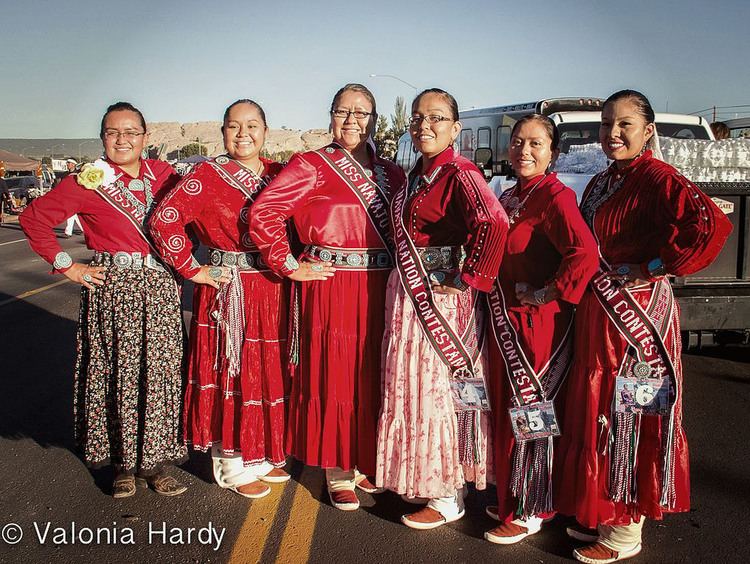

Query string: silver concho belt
208 248 268 271
416 246 464 272
304 245 392 269
92 251 167 272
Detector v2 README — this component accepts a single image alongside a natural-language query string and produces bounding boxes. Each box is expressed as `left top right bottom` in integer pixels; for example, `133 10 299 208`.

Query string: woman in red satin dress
249 83 405 511
554 90 732 563
150 100 289 499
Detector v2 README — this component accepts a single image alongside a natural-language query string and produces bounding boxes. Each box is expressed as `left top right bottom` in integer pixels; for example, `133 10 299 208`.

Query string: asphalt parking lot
1 221 748 563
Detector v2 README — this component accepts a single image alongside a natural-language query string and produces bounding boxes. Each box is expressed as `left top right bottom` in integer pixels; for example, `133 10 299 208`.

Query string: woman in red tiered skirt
150 99 289 499
250 83 405 511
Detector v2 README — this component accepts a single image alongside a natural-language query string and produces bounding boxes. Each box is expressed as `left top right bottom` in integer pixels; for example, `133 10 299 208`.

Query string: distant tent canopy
0 148 41 172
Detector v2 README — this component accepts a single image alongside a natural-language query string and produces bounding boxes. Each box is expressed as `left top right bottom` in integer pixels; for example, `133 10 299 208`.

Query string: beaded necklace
116 176 154 221
501 173 548 225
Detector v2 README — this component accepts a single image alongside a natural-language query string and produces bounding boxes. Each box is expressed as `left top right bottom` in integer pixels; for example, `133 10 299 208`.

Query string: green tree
390 96 408 140
373 114 392 158
179 141 208 158
373 97 409 160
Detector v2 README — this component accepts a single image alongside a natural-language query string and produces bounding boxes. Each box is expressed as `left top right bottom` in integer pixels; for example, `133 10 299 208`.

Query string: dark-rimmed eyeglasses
331 109 372 120
409 115 454 127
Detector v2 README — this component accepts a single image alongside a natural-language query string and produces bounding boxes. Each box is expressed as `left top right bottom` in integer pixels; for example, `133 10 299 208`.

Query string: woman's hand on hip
63 263 107 290
288 260 335 282
190 265 233 289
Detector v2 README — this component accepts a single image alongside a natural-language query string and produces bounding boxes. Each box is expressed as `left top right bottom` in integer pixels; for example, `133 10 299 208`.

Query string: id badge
508 400 560 441
615 375 671 416
450 377 491 411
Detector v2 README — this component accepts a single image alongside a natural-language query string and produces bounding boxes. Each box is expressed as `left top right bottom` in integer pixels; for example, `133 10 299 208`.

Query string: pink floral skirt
376 270 492 499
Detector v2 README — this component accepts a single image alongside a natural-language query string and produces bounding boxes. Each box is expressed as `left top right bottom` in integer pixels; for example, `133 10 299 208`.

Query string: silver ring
208 267 222 280
310 264 323 272
82 274 93 282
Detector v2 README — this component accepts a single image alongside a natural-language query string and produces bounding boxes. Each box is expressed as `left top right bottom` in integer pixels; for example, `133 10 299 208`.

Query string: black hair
603 89 655 124
412 88 459 121
100 101 147 138
511 113 560 151
330 83 377 118
222 99 267 127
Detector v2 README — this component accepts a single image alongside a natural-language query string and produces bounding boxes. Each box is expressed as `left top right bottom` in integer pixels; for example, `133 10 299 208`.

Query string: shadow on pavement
0 292 77 449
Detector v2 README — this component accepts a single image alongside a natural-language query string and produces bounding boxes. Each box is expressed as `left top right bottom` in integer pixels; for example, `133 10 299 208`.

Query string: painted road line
228 466 323 564
0 238 27 246
228 478 289 563
0 279 70 307
272 468 323 563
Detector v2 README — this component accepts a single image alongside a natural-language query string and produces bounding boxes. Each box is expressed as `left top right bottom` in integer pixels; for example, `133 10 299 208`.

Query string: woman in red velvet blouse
555 90 732 564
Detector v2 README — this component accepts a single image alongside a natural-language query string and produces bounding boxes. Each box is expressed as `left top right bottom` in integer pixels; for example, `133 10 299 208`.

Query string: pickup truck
395 102 750 346
552 133 750 347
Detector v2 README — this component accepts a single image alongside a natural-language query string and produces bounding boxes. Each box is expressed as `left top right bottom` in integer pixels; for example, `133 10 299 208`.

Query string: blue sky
1 0 747 137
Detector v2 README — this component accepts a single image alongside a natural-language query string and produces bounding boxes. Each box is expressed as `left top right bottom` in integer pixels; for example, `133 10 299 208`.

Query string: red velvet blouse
402 148 509 292
149 157 283 279
500 172 599 307
584 151 732 277
249 144 406 276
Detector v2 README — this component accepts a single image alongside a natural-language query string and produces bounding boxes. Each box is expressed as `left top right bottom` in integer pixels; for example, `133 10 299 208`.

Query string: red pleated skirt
489 302 573 523
183 271 289 467
554 286 690 527
285 269 388 476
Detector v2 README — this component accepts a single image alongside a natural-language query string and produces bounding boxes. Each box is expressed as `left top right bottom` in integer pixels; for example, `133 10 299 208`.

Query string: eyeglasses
103 129 145 140
409 115 454 127
331 109 372 120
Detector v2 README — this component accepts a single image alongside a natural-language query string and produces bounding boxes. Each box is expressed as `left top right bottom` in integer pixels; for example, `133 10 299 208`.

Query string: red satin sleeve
249 154 319 276
453 168 509 292
542 187 599 304
653 170 733 276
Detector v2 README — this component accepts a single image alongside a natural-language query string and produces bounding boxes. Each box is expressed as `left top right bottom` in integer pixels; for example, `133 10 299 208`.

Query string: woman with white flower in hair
20 101 187 499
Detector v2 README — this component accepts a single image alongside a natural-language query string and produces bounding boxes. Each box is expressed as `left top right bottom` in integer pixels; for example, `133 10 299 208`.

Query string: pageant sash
486 280 572 439
208 155 268 202
487 279 574 517
313 144 393 255
390 167 480 382
95 171 158 252
590 266 676 402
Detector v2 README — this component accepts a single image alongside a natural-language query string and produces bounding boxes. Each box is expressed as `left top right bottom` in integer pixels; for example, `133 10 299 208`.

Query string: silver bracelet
53 251 73 270
284 253 300 272
533 286 547 305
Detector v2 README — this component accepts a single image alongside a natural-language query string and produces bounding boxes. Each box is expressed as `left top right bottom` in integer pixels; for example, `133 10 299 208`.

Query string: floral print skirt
376 270 492 499
73 262 187 472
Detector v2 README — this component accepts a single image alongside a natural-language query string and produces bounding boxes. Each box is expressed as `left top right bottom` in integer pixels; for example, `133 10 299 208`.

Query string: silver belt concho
208 248 268 271
304 245 392 269
93 251 166 272
416 246 464 272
